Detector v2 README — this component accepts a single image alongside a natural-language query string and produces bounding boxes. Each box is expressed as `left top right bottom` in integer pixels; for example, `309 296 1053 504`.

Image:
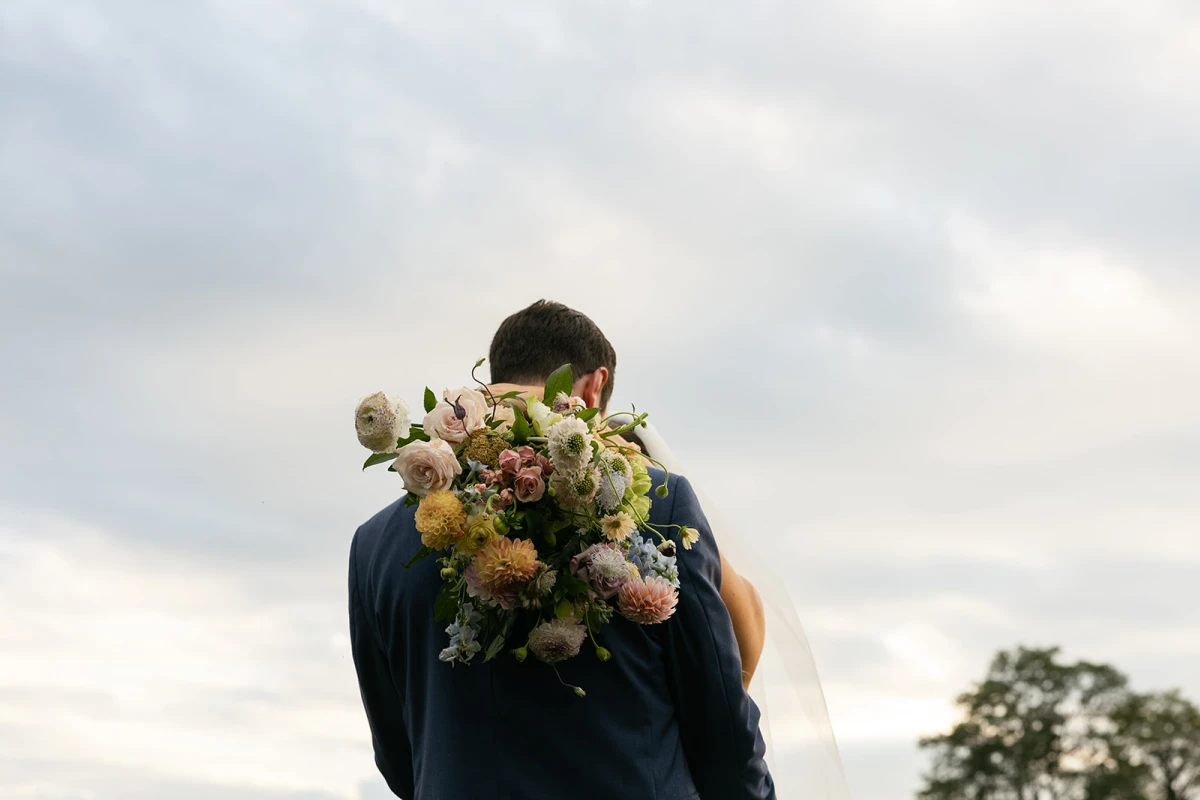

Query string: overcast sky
2 1 1199 799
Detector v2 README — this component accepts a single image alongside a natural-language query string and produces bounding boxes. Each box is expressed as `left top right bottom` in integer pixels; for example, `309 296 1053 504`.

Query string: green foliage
575 407 600 423
543 363 573 404
362 426 430 468
483 634 506 662
403 545 433 568
1101 690 1200 800
557 574 592 598
919 647 1200 800
432 582 458 623
482 615 513 663
919 647 1128 800
395 427 431 449
424 387 437 413
584 601 614 632
362 451 396 470
507 400 530 444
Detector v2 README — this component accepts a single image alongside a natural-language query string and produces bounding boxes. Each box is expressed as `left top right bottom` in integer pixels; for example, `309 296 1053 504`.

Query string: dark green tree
1100 690 1200 800
919 646 1129 800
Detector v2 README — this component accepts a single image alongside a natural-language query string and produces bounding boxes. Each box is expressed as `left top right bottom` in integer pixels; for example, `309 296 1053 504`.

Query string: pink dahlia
618 575 679 625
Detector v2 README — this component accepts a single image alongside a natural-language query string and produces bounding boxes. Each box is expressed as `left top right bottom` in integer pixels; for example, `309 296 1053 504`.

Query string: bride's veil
611 415 852 799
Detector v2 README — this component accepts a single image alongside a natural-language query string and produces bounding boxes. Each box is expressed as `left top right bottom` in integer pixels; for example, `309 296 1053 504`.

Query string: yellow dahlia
471 537 541 593
414 490 466 549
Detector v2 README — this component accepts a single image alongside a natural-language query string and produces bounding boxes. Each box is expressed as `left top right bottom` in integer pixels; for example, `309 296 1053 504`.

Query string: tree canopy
919 646 1199 800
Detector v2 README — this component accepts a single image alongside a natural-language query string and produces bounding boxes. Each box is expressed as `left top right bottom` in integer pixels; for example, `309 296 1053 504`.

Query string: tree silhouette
1101 690 1200 800
919 646 1128 800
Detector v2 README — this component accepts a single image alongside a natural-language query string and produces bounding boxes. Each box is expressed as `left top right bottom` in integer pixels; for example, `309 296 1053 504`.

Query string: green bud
574 686 587 698
595 646 611 662
655 484 669 498
493 516 509 535
440 567 456 580
512 647 528 663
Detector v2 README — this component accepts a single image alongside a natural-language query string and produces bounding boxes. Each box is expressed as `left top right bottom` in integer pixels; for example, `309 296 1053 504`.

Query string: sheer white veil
610 415 852 799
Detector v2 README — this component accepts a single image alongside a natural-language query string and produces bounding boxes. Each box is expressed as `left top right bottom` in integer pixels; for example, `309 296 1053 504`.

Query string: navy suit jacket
348 469 775 799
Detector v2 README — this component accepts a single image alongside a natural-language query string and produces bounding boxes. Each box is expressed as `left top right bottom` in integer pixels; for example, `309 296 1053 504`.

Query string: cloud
1 1 1199 798
0 511 371 799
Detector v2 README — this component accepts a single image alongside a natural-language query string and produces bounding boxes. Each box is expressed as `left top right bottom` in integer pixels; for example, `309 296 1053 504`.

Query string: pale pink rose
618 575 679 624
516 445 537 466
494 488 515 510
479 468 506 486
391 438 460 496
513 466 546 503
535 453 555 476
423 386 489 443
489 403 516 433
498 448 523 476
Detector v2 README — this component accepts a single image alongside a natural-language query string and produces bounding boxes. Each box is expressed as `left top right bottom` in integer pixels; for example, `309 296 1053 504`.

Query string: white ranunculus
355 392 412 452
527 399 563 437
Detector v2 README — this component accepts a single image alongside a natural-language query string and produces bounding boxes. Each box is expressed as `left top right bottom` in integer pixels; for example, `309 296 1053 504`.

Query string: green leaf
395 428 431 448
507 401 530 444
362 451 396 470
404 545 434 568
555 599 574 619
403 492 420 507
575 407 600 423
493 390 523 402
547 516 575 535
483 634 507 662
558 575 592 597
482 615 513 662
424 387 438 413
433 582 459 623
543 363 573 404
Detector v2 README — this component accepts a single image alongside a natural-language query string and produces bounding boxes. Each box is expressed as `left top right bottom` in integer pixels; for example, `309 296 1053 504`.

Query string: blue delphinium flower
625 532 680 589
439 603 485 664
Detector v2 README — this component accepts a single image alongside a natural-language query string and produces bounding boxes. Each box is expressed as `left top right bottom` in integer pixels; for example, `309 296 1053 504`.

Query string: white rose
423 386 489 443
527 399 563 437
355 392 412 452
391 438 460 496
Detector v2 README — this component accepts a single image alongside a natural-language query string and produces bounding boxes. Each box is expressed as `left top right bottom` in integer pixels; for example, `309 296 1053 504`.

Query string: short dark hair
489 300 616 409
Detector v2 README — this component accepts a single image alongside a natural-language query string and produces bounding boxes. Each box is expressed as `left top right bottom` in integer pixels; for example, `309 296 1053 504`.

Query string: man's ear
573 367 609 410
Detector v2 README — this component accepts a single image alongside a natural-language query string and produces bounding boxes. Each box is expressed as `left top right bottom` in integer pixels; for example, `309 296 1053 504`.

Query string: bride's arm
719 552 766 689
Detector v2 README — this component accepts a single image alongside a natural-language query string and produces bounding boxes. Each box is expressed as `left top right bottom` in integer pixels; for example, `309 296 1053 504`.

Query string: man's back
349 469 775 800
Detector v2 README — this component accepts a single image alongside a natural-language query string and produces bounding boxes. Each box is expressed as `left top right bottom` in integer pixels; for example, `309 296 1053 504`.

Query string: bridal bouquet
353 361 696 695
